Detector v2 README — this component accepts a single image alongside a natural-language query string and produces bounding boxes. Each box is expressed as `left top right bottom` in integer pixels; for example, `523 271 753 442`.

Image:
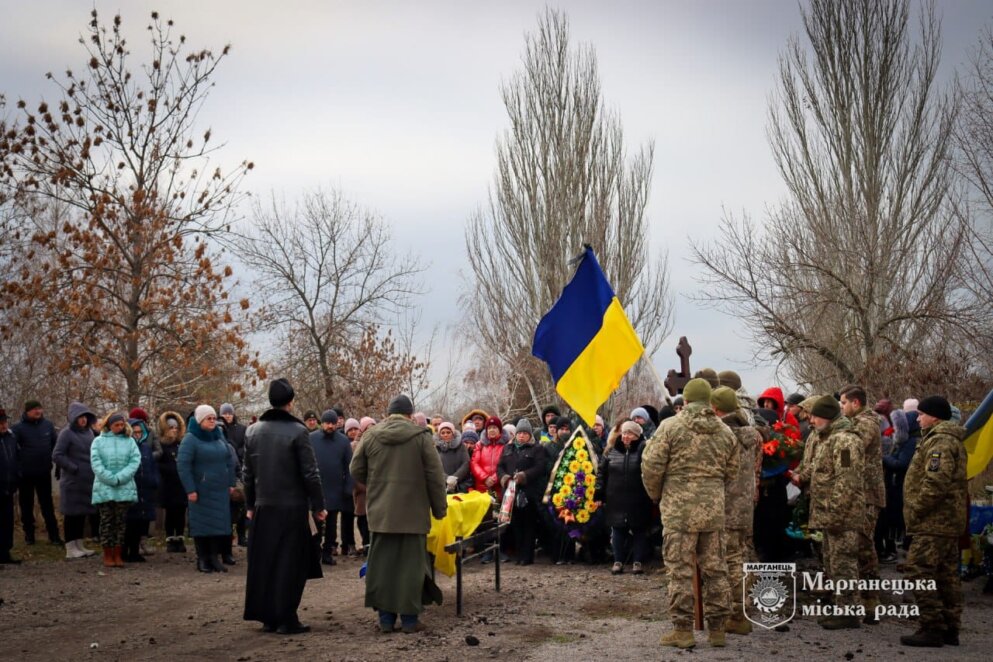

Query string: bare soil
2 541 993 661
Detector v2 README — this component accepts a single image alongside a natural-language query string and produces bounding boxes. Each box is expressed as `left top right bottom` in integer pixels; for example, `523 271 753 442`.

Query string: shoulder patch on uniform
927 452 941 472
840 448 851 468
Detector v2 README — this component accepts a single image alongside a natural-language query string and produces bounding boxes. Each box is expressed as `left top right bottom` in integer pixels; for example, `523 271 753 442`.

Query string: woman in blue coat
178 405 235 573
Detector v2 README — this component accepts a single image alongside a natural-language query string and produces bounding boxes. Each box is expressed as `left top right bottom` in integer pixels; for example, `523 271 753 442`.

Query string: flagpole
641 354 673 406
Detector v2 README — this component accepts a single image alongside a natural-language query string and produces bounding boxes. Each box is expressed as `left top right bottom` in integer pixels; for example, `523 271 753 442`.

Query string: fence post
455 535 463 617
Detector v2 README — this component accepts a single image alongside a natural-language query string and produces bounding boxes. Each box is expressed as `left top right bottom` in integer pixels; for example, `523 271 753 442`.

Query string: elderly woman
497 419 546 565
436 422 471 493
53 402 99 559
595 420 653 575
178 405 236 573
90 412 141 568
157 411 188 553
123 418 160 562
351 417 376 555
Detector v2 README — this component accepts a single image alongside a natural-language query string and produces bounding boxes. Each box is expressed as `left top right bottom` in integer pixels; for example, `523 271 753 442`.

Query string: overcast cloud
2 0 990 398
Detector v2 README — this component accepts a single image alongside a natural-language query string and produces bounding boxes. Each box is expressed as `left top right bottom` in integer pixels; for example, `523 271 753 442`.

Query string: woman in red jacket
470 416 508 497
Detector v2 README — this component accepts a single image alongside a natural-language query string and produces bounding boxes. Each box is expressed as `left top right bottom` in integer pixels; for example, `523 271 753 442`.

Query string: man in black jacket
0 409 21 563
243 379 326 635
12 400 62 545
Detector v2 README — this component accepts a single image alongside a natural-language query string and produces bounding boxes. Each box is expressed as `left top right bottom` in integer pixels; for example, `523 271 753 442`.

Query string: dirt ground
2 539 993 661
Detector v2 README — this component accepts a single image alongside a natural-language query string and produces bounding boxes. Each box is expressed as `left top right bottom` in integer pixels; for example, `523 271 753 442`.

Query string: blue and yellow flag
531 247 644 426
965 388 993 479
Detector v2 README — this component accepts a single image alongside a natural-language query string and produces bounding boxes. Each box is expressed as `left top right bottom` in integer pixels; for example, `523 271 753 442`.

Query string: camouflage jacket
850 407 886 508
641 403 738 532
721 409 761 531
903 421 967 538
793 425 820 486
807 417 864 532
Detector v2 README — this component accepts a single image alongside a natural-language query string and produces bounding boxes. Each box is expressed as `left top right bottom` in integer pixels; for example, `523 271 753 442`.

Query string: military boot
660 629 695 649
862 598 880 625
819 615 861 630
708 629 726 647
726 616 752 635
943 629 959 646
900 628 943 647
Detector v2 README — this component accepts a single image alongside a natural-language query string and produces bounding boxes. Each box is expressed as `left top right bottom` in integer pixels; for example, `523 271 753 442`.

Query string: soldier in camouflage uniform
806 395 864 630
839 386 886 623
900 396 967 648
641 378 738 649
788 395 825 488
711 387 762 636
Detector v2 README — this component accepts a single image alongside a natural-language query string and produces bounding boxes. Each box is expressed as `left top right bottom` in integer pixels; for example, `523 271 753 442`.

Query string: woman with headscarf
436 422 471 493
157 411 188 553
90 412 141 568
53 402 99 559
351 416 376 554
178 405 236 573
595 420 653 575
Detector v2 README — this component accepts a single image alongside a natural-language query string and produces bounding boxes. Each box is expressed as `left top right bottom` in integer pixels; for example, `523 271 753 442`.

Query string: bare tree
0 10 257 408
691 0 980 398
463 8 673 414
236 187 425 404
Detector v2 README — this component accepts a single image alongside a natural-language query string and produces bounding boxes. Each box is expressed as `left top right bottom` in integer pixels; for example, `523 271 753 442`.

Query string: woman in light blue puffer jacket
90 412 140 568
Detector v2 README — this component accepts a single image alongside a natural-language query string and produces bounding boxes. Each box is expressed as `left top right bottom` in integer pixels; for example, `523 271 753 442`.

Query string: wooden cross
663 336 693 396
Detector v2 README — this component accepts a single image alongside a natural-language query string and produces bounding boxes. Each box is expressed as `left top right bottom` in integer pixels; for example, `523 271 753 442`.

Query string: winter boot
862 598 880 625
165 537 179 553
102 546 115 568
194 538 213 573
208 537 228 572
660 629 695 649
221 535 236 565
176 537 187 553
139 537 155 556
900 628 944 647
708 629 726 647
112 545 125 568
65 540 89 560
726 616 753 635
77 539 97 557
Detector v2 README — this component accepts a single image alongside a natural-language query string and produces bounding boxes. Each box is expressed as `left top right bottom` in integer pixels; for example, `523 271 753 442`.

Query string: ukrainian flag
965 388 993 479
532 246 645 426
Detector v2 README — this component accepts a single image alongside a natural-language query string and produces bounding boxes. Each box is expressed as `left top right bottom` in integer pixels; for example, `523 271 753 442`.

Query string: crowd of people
0 368 976 648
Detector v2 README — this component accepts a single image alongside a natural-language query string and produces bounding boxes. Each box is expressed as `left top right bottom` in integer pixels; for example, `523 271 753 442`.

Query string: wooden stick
694 559 704 631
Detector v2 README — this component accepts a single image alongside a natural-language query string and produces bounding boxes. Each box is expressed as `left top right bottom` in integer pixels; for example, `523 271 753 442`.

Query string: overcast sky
3 0 991 398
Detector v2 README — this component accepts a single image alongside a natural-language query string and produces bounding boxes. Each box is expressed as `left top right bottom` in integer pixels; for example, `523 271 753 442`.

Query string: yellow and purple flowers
545 429 600 537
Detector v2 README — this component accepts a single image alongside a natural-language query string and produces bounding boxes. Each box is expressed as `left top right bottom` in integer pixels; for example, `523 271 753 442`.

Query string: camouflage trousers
906 535 961 633
663 530 729 629
858 504 881 599
822 529 860 608
98 502 129 547
725 528 755 613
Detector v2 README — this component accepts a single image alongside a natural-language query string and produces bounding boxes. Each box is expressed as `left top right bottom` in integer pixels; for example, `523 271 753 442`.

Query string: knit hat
595 414 604 427
321 409 339 424
461 429 480 444
541 405 561 420
303 411 318 422
503 423 516 437
219 403 235 417
873 399 893 418
799 395 822 413
268 378 295 408
129 407 149 422
24 399 42 412
683 378 712 404
903 398 919 413
718 370 742 390
359 416 376 432
333 406 345 419
516 418 533 436
620 420 643 437
387 395 415 416
462 420 475 432
917 396 951 421
786 393 805 406
641 404 660 426
438 422 456 435
711 386 738 414
694 368 720 388
194 404 217 424
554 416 571 430
166 418 179 429
673 395 684 407
630 407 650 422
484 415 503 430
810 395 841 420
106 412 126 427
344 418 360 433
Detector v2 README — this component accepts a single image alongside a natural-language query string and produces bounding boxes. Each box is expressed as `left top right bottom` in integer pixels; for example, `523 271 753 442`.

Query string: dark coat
127 422 161 521
311 428 354 512
13 414 58 477
52 402 97 516
595 437 653 529
177 418 235 537
436 438 471 492
226 417 248 463
156 412 188 508
497 441 547 503
0 429 18 496
243 408 324 512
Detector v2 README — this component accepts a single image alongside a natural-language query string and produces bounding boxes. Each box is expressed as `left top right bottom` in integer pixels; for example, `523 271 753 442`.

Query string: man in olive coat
350 394 447 634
